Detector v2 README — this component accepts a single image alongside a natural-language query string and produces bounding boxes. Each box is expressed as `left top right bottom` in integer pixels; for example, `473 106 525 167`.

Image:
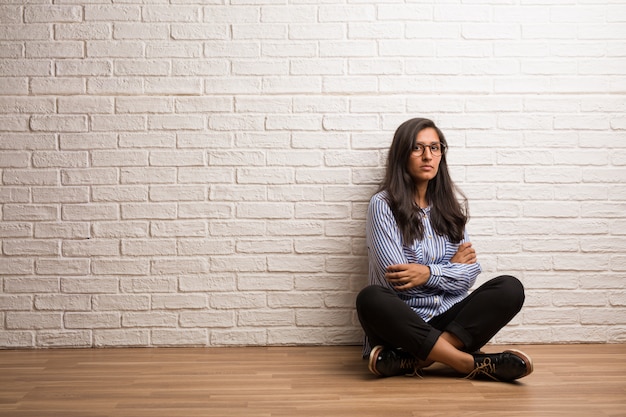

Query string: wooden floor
0 344 625 417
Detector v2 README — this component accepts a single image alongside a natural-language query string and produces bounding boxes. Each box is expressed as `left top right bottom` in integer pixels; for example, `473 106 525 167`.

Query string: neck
415 183 428 208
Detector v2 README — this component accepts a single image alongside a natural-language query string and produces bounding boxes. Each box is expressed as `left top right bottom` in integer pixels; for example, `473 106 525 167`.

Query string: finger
386 264 408 272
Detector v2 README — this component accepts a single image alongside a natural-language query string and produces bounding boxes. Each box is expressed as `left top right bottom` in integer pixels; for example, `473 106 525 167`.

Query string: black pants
356 275 525 360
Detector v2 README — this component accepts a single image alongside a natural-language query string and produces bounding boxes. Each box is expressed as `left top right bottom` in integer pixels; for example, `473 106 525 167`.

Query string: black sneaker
466 349 533 382
368 345 422 377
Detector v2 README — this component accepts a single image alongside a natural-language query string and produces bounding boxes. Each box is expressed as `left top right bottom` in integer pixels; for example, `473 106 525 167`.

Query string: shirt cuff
426 264 442 287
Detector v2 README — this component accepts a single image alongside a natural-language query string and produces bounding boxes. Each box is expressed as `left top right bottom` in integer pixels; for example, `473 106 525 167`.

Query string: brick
121 277 177 293
179 274 236 292
152 294 206 310
0 331 33 348
61 276 119 295
295 168 351 184
0 115 29 131
122 239 176 256
147 42 202 58
116 96 174 114
210 256 266 272
150 185 206 202
269 221 323 238
62 239 120 257
62 169 119 186
32 187 89 203
87 78 143 95
121 203 177 219
178 133 233 149
237 168 294 184
36 258 89 276
265 115 321 131
62 204 118 221
0 97 55 113
237 202 293 219
3 239 59 256
294 238 351 254
84 5 141 21
58 97 114 114
0 222 32 238
113 23 169 40
60 133 117 150
262 76 321 94
151 329 207 346
0 6 22 24
93 295 150 311
119 132 176 148
142 6 201 22
171 24 229 40
0 24 51 41
92 222 148 239
26 41 84 58
3 204 58 221
0 77 28 94
55 24 111 40
122 312 177 328
94 330 150 347
0 42 22 58
36 331 91 348
92 185 148 202
92 259 149 276
30 78 86 95
178 167 233 184
151 220 206 237
151 258 209 274
267 186 322 202
34 295 90 311
121 167 176 184
266 328 325 345
35 223 90 239
4 277 58 293
0 295 32 311
0 152 30 168
6 313 62 330
65 312 120 329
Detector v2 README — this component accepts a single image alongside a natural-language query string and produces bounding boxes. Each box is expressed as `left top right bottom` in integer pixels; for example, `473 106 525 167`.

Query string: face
407 127 442 185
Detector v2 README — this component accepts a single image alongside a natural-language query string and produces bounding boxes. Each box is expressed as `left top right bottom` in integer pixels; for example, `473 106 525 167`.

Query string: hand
385 263 431 291
451 242 477 264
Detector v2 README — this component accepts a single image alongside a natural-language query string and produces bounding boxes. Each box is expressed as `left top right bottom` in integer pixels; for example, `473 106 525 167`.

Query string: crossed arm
385 242 477 291
367 195 481 295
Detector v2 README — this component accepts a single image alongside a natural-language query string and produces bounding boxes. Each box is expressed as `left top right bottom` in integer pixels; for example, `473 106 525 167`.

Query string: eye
430 144 440 152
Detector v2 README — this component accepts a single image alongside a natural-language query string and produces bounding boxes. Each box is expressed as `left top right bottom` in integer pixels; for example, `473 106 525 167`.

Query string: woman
356 118 532 382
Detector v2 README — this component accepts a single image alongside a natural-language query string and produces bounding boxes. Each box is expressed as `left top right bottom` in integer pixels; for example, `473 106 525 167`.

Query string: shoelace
465 357 501 381
400 358 424 378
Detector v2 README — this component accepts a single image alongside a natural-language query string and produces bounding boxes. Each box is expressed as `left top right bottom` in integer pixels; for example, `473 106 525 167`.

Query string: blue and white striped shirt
363 191 482 354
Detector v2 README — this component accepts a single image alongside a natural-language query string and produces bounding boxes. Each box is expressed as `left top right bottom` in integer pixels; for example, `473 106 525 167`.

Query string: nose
421 147 433 159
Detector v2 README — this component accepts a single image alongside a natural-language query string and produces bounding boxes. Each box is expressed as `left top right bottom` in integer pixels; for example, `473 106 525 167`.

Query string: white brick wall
1 1 625 349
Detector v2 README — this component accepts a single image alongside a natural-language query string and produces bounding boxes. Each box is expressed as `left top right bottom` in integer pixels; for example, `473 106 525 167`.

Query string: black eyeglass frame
412 142 447 157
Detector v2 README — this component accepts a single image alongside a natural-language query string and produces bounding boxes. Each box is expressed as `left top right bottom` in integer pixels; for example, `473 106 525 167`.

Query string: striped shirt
363 191 482 355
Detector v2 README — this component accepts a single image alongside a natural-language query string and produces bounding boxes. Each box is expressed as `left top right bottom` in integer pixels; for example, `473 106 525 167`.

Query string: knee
356 285 392 312
495 275 525 311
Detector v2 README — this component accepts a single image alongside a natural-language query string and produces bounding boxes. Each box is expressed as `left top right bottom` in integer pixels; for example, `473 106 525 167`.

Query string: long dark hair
379 118 468 244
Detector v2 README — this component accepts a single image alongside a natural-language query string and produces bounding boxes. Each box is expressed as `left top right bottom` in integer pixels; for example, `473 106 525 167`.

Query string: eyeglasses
413 143 446 157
